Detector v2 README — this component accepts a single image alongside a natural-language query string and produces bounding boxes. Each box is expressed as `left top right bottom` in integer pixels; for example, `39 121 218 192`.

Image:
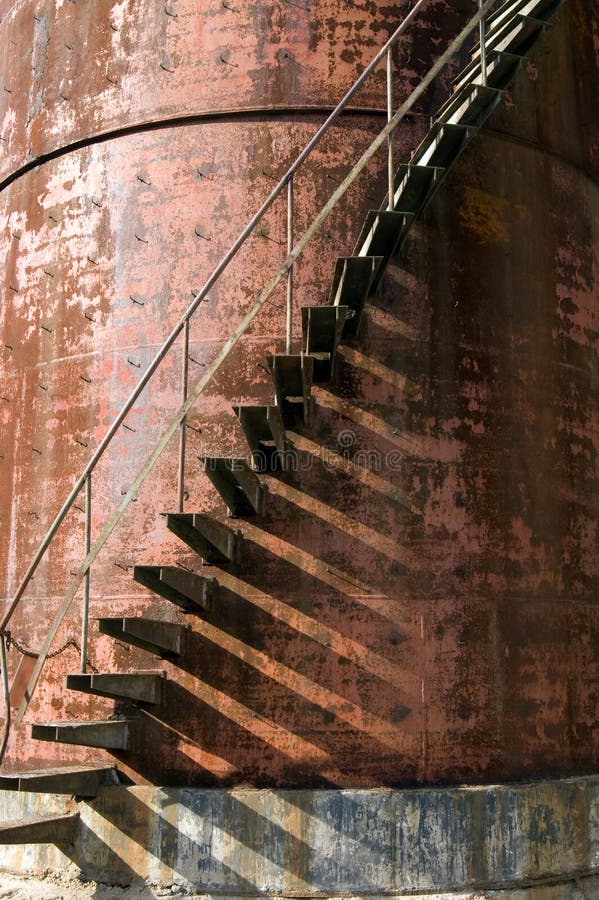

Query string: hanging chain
3 632 99 671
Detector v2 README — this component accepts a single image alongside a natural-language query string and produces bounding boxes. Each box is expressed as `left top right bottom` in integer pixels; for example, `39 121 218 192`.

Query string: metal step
31 720 131 750
329 256 382 337
452 49 524 92
436 83 502 128
201 457 266 516
166 512 240 564
98 616 185 658
0 764 118 797
473 13 547 59
234 404 287 472
133 565 214 614
487 0 565 30
353 211 415 288
66 671 165 705
266 354 314 426
411 122 477 170
0 813 79 845
301 306 348 383
387 164 445 218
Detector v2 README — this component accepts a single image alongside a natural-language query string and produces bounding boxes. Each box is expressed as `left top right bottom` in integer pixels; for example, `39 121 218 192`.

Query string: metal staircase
0 0 566 846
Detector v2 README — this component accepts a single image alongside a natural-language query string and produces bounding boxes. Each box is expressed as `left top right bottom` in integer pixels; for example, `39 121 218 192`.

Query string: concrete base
1 776 598 894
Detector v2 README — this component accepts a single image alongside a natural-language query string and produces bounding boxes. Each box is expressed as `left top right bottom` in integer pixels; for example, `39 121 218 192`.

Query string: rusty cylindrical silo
0 0 597 893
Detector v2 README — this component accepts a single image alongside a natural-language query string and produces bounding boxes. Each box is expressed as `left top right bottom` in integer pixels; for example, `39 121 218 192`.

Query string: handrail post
80 473 92 672
177 319 190 512
479 0 488 86
387 47 394 211
286 175 294 355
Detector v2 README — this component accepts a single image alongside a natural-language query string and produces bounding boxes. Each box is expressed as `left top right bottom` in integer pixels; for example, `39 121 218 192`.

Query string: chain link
3 632 99 672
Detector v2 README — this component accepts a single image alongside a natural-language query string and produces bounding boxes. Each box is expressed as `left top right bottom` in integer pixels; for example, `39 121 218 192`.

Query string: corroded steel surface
0 0 597 789
0 0 469 184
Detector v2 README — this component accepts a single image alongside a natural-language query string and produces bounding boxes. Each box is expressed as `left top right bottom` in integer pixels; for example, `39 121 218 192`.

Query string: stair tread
201 456 266 516
133 565 213 613
452 49 523 91
474 11 546 59
98 617 185 657
385 164 444 216
266 354 314 426
234 405 287 471
0 813 78 827
353 210 414 260
435 83 502 127
0 813 79 845
165 512 239 564
66 672 165 705
0 764 117 796
329 256 382 338
32 719 131 750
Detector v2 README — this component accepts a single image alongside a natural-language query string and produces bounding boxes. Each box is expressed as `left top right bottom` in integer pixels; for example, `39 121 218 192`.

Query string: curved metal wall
0 0 597 787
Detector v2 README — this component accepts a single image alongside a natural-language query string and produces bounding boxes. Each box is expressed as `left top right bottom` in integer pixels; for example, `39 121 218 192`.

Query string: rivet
48 212 58 222
80 374 92 384
3 87 12 94
134 233 149 243
75 438 88 447
29 510 39 518
43 268 54 277
164 4 178 16
11 231 21 240
86 255 98 265
122 423 136 432
64 42 73 50
74 504 85 512
185 423 202 433
9 284 19 293
106 73 118 85
130 295 145 306
188 355 205 367
84 311 95 322
4 345 13 352
160 60 175 73
0 136 7 143
194 226 211 241
41 323 52 333
91 196 102 208
222 0 238 9
39 383 48 391
1 396 9 402
109 22 118 31
60 92 70 101
127 357 141 368
32 447 42 455
114 561 131 571
136 174 151 185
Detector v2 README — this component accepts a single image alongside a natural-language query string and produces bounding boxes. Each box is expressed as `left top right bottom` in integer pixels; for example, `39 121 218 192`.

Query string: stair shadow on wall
72 784 388 893
107 678 345 789
62 819 158 894
108 628 417 788
204 546 416 673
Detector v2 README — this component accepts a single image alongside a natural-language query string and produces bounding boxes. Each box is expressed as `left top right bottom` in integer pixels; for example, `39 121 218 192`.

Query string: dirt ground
0 869 201 899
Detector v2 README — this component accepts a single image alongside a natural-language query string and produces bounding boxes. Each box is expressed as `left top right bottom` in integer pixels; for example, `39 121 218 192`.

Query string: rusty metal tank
0 0 597 789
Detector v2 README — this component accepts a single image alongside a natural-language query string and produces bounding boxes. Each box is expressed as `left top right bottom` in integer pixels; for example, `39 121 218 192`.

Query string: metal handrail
0 0 498 751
